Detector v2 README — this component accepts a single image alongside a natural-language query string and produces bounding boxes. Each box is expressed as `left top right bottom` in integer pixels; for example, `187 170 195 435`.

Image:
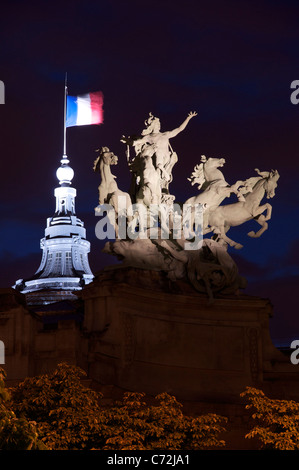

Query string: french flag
66 91 104 127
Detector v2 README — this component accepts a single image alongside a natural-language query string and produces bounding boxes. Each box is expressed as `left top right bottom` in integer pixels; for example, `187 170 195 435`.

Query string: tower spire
57 73 74 188
63 72 67 158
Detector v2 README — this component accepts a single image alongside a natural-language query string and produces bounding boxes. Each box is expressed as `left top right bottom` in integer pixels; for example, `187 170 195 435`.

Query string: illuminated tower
14 154 94 304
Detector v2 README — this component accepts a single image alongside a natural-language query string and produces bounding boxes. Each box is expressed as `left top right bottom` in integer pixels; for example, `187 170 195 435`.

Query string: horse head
188 156 226 190
264 169 280 199
201 155 226 169
93 147 118 172
200 155 225 168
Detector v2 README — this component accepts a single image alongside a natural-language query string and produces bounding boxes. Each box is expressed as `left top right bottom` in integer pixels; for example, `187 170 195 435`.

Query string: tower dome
14 153 94 305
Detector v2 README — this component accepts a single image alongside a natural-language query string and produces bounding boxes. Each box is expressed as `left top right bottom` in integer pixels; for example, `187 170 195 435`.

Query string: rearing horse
184 156 244 234
206 169 280 249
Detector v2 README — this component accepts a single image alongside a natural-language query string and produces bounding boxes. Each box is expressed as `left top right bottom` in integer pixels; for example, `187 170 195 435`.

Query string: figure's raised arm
167 111 197 138
121 135 135 146
121 134 149 147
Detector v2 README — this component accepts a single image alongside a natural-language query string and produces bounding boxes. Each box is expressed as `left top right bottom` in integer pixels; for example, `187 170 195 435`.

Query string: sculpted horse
206 169 280 249
186 155 245 202
93 147 132 236
184 156 244 234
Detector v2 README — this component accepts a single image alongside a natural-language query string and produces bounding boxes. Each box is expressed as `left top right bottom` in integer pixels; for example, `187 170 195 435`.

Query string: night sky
1 0 299 346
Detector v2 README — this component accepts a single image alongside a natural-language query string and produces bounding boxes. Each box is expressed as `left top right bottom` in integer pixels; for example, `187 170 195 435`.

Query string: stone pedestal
80 267 298 403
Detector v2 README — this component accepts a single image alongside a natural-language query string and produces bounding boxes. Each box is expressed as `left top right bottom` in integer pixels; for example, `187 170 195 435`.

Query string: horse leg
247 214 268 238
182 206 195 238
259 202 272 221
247 203 272 238
251 203 272 221
230 180 244 193
213 224 243 250
106 209 118 238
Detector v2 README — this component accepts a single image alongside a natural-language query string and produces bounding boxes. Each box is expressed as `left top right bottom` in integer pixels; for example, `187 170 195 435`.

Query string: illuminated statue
121 111 197 202
94 112 280 300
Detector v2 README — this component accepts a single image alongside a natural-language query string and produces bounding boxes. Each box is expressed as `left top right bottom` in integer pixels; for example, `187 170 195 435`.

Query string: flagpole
63 72 67 157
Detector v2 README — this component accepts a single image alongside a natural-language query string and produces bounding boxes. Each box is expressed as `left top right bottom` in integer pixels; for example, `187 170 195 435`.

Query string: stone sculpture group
94 112 279 300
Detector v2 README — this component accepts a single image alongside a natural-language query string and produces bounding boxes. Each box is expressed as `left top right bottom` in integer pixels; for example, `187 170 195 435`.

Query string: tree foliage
11 362 103 450
6 364 299 450
98 391 227 450
241 387 299 450
0 368 44 450
9 363 227 450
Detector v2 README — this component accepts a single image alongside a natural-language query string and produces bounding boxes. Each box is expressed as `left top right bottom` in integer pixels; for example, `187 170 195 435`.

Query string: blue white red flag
66 91 104 127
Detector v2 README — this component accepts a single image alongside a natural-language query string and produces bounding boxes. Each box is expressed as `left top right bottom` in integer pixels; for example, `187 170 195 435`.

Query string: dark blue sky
1 0 299 344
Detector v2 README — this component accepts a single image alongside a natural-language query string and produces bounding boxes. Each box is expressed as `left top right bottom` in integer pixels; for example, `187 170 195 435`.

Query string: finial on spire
56 157 74 186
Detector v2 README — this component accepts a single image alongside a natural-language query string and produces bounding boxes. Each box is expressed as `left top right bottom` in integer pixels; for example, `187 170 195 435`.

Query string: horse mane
188 162 205 188
187 155 220 189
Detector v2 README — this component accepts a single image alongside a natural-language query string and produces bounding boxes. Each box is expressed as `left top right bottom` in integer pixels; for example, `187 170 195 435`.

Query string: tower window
53 252 62 275
65 252 72 272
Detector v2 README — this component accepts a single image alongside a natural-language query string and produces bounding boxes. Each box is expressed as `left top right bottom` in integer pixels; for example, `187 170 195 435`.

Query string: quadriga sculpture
93 111 280 300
